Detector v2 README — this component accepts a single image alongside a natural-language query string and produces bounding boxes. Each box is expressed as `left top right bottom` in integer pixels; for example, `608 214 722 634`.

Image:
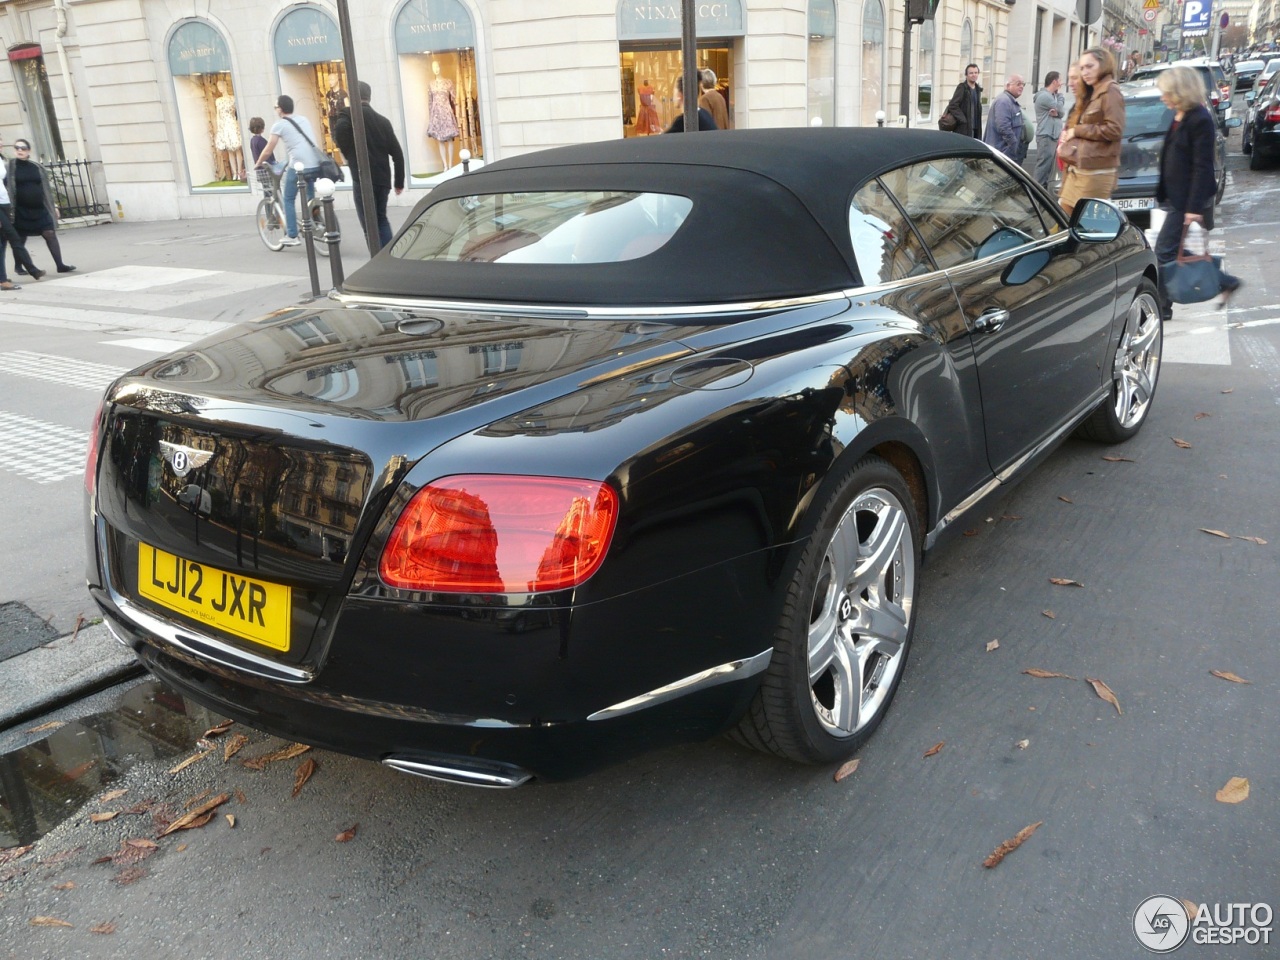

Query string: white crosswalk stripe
0 411 88 484
0 351 129 392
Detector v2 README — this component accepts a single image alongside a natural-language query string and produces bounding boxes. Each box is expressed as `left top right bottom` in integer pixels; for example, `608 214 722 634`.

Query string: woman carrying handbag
1153 66 1242 317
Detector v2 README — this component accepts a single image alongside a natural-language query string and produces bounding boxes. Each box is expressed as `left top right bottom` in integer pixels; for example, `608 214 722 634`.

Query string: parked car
1232 59 1266 91
1247 59 1280 102
1243 70 1280 168
1113 82 1229 224
1129 58 1233 131
85 130 1162 786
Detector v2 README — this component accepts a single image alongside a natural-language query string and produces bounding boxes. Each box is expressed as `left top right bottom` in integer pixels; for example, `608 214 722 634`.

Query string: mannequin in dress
635 78 661 135
426 59 459 168
214 79 244 180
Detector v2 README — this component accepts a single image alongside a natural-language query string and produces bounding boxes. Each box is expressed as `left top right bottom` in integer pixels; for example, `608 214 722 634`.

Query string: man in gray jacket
983 75 1028 162
1033 71 1065 189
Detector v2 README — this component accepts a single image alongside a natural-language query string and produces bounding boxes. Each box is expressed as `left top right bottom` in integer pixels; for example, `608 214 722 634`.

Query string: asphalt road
1 148 1277 960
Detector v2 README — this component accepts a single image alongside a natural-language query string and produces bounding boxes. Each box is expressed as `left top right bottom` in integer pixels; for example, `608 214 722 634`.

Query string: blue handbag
1160 226 1222 304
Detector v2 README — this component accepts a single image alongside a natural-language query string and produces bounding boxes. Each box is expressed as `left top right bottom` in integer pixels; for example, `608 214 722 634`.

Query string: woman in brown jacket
1057 48 1125 216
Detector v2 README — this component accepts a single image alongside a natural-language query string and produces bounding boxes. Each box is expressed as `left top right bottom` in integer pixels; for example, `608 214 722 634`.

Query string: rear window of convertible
389 190 694 264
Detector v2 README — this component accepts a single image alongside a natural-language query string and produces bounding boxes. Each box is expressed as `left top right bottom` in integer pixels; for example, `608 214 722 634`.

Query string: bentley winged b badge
159 440 214 478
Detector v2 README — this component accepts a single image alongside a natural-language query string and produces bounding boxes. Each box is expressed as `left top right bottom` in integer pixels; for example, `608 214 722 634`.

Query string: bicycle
255 166 334 257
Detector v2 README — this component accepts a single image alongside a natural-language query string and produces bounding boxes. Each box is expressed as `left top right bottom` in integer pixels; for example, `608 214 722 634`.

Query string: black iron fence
46 159 110 220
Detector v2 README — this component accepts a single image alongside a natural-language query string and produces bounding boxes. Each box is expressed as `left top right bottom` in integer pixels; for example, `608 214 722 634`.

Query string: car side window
848 178 935 284
879 157 1051 271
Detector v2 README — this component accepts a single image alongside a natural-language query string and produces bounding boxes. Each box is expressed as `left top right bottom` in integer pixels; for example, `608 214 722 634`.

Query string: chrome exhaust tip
382 755 533 789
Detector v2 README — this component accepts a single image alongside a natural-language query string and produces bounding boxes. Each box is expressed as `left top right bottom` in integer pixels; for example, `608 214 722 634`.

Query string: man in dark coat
333 81 405 250
941 64 983 138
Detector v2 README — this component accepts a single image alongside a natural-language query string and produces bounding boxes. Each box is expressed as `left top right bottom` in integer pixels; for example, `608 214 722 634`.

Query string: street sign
1143 0 1159 9
1076 0 1102 26
1144 9 1157 21
1181 0 1212 38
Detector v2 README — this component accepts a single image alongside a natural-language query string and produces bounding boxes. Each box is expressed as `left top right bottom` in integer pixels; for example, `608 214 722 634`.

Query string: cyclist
253 94 324 247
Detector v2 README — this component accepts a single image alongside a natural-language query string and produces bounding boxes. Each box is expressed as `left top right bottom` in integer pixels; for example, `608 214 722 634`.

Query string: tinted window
880 157 1051 271
390 191 693 264
1125 98 1173 136
848 178 934 284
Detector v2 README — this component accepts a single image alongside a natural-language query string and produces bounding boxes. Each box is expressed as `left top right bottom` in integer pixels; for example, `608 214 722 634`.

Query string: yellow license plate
137 543 292 652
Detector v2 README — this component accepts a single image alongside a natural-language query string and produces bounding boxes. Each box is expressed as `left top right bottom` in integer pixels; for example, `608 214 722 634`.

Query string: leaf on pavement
158 793 231 837
202 719 235 738
99 789 128 803
29 916 73 928
53 881 76 891
1236 535 1268 545
225 814 236 828
90 922 117 935
1210 670 1251 684
292 757 318 798
234 789 247 805
832 758 862 782
986 639 999 652
112 866 147 886
1058 495 1073 503
1016 739 1030 750
95 838 158 868
242 742 310 771
1215 777 1249 804
1194 412 1212 420
983 821 1043 868
26 720 65 734
1172 437 1192 449
89 812 118 824
183 789 211 810
335 823 359 842
1180 899 1199 920
1049 577 1083 587
1042 610 1056 619
1001 514 1023 521
223 733 250 762
923 741 944 758
3 845 35 865
963 528 979 537
167 748 213 775
1101 455 1135 462
1023 668 1077 680
1199 528 1231 539
1086 678 1122 715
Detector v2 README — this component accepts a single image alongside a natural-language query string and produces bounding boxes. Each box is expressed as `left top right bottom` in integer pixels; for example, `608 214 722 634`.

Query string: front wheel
732 455 920 764
257 199 285 251
1079 279 1162 443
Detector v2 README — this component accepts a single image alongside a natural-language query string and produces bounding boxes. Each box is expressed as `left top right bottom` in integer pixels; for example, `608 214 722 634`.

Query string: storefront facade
0 0 1022 223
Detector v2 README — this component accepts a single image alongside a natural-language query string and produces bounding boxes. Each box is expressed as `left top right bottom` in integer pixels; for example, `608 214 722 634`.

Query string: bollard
460 148 471 174
876 110 886 128
295 161 322 299
315 177 344 291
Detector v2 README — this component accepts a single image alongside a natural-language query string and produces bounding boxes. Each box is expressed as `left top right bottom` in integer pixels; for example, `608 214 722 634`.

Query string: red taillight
1265 106 1280 122
379 475 619 593
84 396 106 495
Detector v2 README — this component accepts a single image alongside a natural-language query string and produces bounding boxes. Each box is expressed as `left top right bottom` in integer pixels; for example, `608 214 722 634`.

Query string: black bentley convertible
86 129 1162 786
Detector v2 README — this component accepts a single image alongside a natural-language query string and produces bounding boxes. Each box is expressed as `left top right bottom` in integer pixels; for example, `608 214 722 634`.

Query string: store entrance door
620 45 733 136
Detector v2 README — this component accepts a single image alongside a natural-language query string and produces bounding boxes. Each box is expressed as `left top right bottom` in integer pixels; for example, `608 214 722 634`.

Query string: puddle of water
0 680 221 847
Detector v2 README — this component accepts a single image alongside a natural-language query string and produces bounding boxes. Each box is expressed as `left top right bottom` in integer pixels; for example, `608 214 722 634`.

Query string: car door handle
973 308 1009 334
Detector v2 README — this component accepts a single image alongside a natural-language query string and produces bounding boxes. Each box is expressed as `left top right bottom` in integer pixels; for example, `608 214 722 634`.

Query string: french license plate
1115 197 1155 211
137 543 292 652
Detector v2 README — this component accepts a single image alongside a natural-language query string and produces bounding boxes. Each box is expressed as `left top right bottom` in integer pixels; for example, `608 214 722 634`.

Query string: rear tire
732 455 920 764
257 199 285 251
1079 279 1162 443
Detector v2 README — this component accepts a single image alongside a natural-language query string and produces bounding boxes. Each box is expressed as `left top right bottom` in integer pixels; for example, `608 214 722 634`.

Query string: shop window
272 6 348 169
7 46 64 161
808 0 836 127
917 20 934 119
861 0 885 124
619 47 734 137
394 0 482 183
166 22 246 188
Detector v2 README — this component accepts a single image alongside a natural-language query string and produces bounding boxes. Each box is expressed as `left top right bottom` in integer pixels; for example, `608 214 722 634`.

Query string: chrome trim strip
382 757 533 789
925 474 1006 551
587 648 774 721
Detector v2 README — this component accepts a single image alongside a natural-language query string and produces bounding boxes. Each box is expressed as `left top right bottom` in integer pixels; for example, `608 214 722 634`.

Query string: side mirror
1226 117 1243 129
1069 198 1125 243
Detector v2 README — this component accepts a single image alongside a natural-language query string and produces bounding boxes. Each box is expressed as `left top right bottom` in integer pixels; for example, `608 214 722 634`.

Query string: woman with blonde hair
1057 47 1125 215
1153 65 1242 313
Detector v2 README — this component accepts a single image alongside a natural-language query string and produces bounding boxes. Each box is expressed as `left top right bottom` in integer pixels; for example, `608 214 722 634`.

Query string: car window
389 190 693 264
847 178 935 284
1125 98 1173 136
878 157 1052 271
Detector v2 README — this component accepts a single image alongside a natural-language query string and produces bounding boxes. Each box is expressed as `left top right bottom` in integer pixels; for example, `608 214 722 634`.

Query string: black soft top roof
344 128 994 307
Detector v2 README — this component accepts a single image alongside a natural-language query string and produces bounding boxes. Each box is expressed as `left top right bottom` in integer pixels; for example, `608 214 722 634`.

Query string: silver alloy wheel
1112 290 1162 429
806 486 915 738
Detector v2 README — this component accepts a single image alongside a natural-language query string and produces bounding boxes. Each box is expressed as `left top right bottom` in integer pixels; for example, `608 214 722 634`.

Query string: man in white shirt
254 94 324 246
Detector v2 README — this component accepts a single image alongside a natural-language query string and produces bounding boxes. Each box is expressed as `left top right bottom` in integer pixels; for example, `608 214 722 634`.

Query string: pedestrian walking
1056 47 1125 216
253 95 324 247
0 173 45 288
663 75 718 133
698 69 729 131
1033 71 1065 189
940 64 983 138
332 81 405 251
1153 65 1243 316
983 75 1029 161
5 138 74 275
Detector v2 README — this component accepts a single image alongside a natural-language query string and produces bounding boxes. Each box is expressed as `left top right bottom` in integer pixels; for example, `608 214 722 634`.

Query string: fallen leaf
53 881 76 891
1236 536 1268 545
1048 577 1083 587
1016 739 1030 750
1023 668 1077 680
29 916 73 928
833 758 861 782
1210 670 1251 684
99 789 128 803
158 794 231 837
1041 610 1056 619
90 922 116 935
167 748 213 775
335 823 359 842
175 843 188 852
983 821 1043 868
1101 455 1135 462
1215 776 1249 804
234 789 247 805
183 789 212 810
1199 528 1231 539
986 639 999 652
1001 514 1023 521
1220 388 1234 394
242 742 311 771
121 800 154 816
963 528 979 537
223 733 250 762
89 812 118 824
1057 495 1073 503
1086 678 1122 715
202 719 235 738
1172 437 1192 449
112 866 147 886
923 741 944 758
1194 412 1211 420
96 838 159 868
25 720 65 734
1180 899 1199 920
292 757 318 797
